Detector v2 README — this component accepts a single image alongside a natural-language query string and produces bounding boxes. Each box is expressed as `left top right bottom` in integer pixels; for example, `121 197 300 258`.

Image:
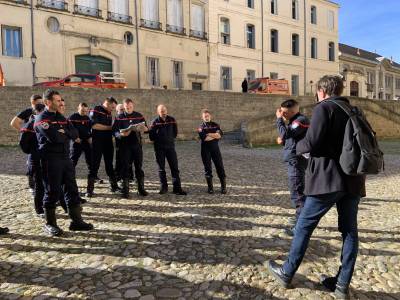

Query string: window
271 0 277 14
142 0 159 26
221 66 232 90
247 0 254 9
311 38 317 59
328 10 334 30
191 4 205 38
67 76 83 83
292 34 299 56
328 42 335 61
220 18 230 45
109 0 129 16
291 75 299 96
367 71 375 92
246 24 255 49
75 0 100 17
292 0 299 20
396 78 400 89
124 31 134 45
146 57 160 86
167 0 183 30
47 17 60 33
270 29 278 53
311 5 317 24
192 82 202 90
172 61 183 89
82 75 97 82
246 70 255 81
1 26 22 57
270 72 278 79
385 75 393 89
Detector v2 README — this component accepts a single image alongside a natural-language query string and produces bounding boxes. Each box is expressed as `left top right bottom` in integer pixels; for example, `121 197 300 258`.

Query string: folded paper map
120 122 146 133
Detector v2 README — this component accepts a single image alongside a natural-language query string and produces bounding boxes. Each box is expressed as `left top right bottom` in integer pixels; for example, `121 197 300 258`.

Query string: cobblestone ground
0 141 399 300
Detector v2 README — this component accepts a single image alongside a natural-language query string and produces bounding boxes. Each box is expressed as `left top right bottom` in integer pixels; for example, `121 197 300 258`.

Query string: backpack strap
326 99 354 117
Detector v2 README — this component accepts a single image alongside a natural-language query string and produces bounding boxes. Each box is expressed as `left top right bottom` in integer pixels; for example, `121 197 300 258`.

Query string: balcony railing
37 0 68 11
140 19 162 30
74 4 102 18
189 29 207 40
166 24 186 35
107 12 132 24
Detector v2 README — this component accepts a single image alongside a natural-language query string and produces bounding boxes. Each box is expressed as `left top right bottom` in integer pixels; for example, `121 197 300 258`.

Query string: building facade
0 0 339 95
339 43 400 100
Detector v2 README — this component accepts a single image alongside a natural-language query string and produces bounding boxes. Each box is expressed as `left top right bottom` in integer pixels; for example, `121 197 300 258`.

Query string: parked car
248 77 290 95
0 63 5 87
33 72 127 89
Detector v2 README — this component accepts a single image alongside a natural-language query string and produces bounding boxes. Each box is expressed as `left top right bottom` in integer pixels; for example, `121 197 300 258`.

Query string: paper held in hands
120 122 146 133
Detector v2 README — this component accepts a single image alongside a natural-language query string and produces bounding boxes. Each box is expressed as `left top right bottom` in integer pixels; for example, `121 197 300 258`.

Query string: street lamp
31 53 37 84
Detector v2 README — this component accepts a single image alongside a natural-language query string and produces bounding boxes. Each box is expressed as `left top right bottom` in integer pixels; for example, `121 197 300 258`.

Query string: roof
339 43 400 69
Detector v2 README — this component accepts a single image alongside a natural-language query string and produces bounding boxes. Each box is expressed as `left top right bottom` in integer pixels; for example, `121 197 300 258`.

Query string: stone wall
0 87 399 146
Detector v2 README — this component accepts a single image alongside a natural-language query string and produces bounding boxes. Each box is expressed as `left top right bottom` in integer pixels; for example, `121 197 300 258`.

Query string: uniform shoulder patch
291 122 299 129
41 122 49 130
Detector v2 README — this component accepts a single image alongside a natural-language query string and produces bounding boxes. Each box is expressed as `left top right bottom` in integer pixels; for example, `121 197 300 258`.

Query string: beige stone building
339 43 400 100
0 0 339 95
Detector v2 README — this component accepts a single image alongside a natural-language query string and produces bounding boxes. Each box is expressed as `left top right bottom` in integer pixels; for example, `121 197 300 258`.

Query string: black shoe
43 208 63 236
206 177 214 194
320 274 337 292
86 176 95 198
159 185 168 195
136 177 148 196
109 177 121 193
121 178 130 199
220 177 227 194
265 260 292 288
95 177 104 184
334 283 350 300
284 227 295 237
173 188 187 196
68 205 94 231
0 227 9 235
79 196 87 204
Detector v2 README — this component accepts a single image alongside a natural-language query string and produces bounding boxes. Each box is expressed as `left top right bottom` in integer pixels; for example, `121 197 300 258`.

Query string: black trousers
70 140 93 176
115 146 133 181
287 157 307 218
154 146 181 188
91 132 115 179
119 145 144 180
41 156 80 209
28 154 44 214
201 142 226 179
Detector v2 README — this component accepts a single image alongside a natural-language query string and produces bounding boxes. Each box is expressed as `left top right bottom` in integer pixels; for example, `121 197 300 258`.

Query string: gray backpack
328 100 384 176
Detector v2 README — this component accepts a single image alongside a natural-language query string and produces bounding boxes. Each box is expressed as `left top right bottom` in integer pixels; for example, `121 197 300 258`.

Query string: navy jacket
17 107 34 123
89 105 113 136
68 112 91 140
148 115 177 148
112 111 147 146
19 116 39 157
296 96 366 197
198 121 223 146
276 113 310 162
34 109 78 157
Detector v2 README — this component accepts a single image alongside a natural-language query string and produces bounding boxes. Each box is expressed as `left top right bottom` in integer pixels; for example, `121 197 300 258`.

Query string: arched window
292 34 299 56
311 37 317 59
246 24 255 49
311 5 317 24
270 29 278 53
220 18 230 44
328 42 335 61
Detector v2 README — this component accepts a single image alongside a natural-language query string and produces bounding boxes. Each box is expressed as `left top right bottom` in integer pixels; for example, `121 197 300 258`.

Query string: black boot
137 177 148 196
58 198 68 213
109 177 120 193
34 190 44 218
0 227 9 235
220 177 227 194
159 184 168 194
121 178 130 199
173 186 187 195
86 176 95 198
43 208 63 236
206 177 214 194
68 205 94 231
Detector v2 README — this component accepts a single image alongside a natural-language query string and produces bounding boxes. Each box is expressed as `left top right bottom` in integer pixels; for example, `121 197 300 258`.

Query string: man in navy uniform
87 97 119 197
276 99 310 235
197 109 227 194
34 89 93 236
69 103 94 196
113 98 149 198
19 103 46 218
149 104 187 195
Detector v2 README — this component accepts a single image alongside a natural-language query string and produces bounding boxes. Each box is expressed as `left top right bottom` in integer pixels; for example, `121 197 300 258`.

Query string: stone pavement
0 141 399 300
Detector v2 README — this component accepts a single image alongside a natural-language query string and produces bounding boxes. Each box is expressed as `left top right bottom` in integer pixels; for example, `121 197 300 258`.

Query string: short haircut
30 94 42 102
43 89 60 101
105 96 117 104
317 75 344 96
34 103 45 114
123 98 134 104
280 99 299 109
201 109 211 115
79 102 88 107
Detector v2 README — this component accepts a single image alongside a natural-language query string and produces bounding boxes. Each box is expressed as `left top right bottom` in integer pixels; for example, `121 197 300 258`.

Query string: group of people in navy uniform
1 89 227 236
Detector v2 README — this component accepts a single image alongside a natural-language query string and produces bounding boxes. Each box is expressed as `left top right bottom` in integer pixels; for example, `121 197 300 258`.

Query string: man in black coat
266 76 366 300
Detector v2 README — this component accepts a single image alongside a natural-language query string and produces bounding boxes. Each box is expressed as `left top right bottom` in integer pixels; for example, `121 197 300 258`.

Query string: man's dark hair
79 102 88 107
317 75 344 96
280 99 299 109
43 89 60 101
123 98 134 104
33 103 45 114
30 94 42 102
105 96 117 104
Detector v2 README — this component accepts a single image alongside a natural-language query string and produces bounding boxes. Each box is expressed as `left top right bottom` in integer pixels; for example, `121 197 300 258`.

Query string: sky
336 0 400 62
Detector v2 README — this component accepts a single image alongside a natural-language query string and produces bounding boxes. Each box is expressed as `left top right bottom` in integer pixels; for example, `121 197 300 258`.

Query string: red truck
248 77 290 95
33 72 127 89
